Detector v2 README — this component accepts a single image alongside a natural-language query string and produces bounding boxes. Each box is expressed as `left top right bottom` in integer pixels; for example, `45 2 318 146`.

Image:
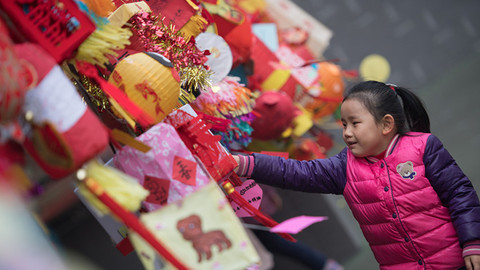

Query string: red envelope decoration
164 105 237 182
143 175 171 206
229 180 263 218
172 156 197 186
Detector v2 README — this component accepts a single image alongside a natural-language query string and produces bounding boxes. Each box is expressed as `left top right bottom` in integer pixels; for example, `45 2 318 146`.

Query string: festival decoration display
296 61 345 120
262 0 332 58
0 0 96 63
195 32 233 84
192 76 257 150
130 182 260 270
248 35 299 97
0 0 343 268
0 18 36 126
126 11 209 71
81 0 117 17
72 21 133 69
114 7 211 105
76 161 189 270
201 0 253 66
18 43 109 179
108 52 181 125
164 105 237 182
250 91 298 141
113 122 211 212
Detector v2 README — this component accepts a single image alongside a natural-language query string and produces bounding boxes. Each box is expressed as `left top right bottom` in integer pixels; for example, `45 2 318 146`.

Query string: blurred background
42 1 480 269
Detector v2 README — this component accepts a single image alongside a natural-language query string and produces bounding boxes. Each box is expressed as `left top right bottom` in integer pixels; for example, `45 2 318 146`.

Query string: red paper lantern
250 91 296 140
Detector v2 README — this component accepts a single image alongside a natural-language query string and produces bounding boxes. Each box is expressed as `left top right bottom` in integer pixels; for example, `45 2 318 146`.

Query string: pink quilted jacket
343 133 464 269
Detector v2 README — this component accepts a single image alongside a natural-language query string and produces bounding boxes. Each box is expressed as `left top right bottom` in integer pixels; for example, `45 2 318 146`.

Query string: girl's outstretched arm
234 148 348 195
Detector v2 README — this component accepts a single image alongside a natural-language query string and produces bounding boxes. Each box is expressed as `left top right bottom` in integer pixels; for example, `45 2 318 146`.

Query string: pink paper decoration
113 123 211 211
270 215 328 234
229 180 263 218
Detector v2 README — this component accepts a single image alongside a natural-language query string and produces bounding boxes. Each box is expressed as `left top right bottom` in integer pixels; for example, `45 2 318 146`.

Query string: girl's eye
353 122 360 126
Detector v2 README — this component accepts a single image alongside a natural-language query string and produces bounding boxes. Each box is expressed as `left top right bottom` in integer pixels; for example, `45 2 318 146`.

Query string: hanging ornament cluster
0 0 348 269
128 11 209 71
192 76 258 150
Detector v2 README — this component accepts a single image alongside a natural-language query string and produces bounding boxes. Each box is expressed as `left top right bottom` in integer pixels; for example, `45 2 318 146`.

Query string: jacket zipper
384 159 426 269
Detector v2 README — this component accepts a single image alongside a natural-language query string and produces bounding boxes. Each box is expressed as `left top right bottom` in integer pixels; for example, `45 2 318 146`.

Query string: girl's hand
465 254 480 270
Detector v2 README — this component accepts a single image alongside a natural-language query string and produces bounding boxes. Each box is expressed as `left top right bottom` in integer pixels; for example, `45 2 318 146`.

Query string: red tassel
229 172 243 186
84 178 189 270
222 180 296 242
195 111 231 132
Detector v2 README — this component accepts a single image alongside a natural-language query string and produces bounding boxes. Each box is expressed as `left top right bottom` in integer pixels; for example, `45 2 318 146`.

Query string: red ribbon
75 61 154 128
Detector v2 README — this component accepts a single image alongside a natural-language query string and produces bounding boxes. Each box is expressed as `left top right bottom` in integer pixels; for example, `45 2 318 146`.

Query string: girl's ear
382 114 395 135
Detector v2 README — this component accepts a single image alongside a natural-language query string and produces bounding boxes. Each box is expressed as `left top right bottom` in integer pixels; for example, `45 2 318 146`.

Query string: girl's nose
343 126 352 137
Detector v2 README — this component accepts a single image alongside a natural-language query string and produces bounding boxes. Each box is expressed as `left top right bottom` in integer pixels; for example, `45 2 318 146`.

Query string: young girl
234 81 480 270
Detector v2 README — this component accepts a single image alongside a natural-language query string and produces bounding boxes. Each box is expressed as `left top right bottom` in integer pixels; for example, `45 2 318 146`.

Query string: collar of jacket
364 134 400 163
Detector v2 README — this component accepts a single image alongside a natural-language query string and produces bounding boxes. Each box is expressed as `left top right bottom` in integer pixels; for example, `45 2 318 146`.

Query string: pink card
229 180 263 217
113 123 210 212
270 215 328 234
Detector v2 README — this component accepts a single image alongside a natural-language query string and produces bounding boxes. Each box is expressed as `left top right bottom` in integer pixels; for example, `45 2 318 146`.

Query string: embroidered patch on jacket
396 161 417 180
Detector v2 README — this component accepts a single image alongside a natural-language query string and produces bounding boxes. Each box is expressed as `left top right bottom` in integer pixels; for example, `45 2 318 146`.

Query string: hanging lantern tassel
222 179 296 242
77 164 189 270
77 160 149 213
73 24 132 69
179 14 209 41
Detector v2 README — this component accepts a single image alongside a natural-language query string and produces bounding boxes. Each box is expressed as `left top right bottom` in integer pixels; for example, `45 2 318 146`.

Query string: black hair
343 80 430 134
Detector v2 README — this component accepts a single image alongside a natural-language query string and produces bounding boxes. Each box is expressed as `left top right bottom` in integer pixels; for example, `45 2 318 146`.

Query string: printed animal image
177 214 232 262
396 161 417 180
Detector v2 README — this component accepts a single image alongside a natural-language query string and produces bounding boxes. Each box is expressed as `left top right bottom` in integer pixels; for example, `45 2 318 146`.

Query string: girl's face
340 99 388 157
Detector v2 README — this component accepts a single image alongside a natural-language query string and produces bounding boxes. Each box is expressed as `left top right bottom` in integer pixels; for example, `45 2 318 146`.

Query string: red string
223 180 296 242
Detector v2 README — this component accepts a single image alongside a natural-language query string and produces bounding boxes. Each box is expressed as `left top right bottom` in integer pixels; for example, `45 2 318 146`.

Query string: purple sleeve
250 148 348 194
424 134 480 245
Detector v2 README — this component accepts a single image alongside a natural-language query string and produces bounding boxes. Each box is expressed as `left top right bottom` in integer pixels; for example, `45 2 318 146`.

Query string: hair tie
386 83 397 91
386 83 404 109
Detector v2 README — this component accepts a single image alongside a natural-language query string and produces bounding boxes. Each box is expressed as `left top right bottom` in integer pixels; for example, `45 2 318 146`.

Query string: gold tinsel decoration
180 65 213 94
175 88 198 109
79 75 110 110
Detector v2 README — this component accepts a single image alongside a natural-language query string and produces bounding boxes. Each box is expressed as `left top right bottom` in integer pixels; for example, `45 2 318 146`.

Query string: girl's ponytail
343 81 431 135
394 86 431 133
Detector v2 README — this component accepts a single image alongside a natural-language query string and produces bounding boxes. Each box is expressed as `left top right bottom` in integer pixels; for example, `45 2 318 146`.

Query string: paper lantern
299 62 344 120
250 91 297 140
108 52 181 124
18 43 109 179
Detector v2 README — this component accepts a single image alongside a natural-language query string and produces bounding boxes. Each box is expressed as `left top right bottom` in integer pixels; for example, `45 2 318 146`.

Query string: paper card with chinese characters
113 123 211 212
130 182 260 270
